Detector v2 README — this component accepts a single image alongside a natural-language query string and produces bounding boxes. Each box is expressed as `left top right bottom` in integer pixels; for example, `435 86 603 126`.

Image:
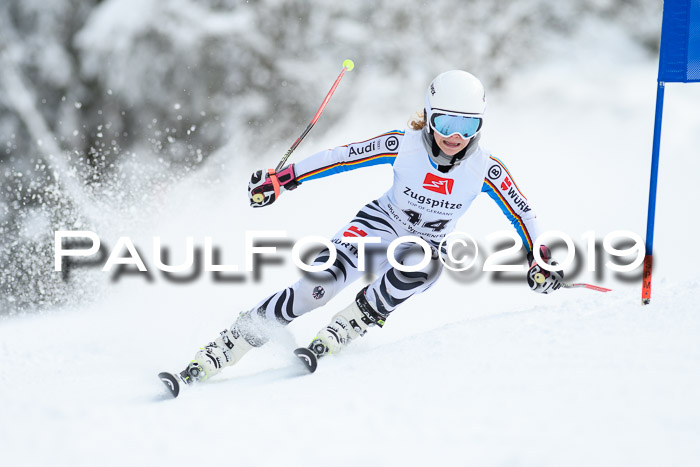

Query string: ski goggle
430 113 483 139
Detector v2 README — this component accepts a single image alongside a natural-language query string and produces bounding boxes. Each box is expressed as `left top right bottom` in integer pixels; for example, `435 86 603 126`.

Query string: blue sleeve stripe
482 179 534 252
297 153 397 182
489 155 528 199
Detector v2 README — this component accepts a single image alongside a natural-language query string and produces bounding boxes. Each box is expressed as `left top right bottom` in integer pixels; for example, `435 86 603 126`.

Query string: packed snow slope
2 21 700 467
1 283 699 467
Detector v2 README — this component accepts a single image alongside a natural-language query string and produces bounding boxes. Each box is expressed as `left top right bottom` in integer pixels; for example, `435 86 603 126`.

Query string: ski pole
534 273 612 293
251 59 355 204
559 282 611 292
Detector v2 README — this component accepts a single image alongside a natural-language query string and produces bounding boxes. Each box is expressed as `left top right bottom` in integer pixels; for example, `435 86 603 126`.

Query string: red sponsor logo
501 176 512 191
343 226 367 237
422 173 454 195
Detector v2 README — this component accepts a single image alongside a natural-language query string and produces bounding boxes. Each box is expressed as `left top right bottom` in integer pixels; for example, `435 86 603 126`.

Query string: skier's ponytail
407 110 426 130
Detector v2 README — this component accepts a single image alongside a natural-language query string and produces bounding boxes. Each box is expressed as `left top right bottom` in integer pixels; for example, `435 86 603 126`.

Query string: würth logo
501 176 512 191
423 173 454 195
343 226 367 237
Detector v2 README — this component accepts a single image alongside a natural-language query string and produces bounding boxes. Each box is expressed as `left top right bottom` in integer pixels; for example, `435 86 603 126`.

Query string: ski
159 348 317 398
294 347 318 373
160 349 317 399
158 371 182 398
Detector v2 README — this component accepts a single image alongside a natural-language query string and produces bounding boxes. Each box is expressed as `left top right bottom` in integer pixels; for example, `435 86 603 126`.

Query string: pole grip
267 168 281 200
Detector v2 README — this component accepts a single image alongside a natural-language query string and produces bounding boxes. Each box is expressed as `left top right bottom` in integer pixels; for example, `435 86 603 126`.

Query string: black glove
527 245 563 294
248 164 300 208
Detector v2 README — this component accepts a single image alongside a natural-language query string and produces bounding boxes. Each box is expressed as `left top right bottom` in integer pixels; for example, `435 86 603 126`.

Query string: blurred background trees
0 0 660 313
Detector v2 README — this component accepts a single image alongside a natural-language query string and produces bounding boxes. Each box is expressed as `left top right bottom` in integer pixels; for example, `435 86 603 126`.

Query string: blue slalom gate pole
642 0 700 304
642 81 666 305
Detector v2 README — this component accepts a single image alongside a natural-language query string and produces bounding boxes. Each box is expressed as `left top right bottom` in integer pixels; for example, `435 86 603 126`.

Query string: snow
2 14 700 467
2 284 699 466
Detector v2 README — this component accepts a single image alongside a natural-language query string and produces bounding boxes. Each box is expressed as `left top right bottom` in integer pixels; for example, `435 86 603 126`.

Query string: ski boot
295 287 387 373
159 310 268 397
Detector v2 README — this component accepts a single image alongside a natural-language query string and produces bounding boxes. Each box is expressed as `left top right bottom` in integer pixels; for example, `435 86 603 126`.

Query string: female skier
173 70 562 386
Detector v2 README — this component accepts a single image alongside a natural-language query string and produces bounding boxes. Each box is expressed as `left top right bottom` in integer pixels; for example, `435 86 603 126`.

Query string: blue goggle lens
431 114 482 138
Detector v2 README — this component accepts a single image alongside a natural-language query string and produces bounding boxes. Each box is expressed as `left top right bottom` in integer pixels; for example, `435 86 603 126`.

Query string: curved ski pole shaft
561 282 612 293
274 60 354 172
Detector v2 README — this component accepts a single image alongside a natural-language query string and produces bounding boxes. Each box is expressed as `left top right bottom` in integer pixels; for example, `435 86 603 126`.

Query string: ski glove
527 245 563 294
248 164 300 208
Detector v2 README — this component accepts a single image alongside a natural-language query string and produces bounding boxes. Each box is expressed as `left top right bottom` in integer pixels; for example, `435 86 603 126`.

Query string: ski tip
294 347 318 373
158 372 180 398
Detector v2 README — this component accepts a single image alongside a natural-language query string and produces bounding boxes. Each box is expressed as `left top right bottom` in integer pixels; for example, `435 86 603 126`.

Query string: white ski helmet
425 70 486 137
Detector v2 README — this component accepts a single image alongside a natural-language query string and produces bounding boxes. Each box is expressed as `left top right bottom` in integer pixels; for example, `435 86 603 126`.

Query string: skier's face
435 133 471 156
